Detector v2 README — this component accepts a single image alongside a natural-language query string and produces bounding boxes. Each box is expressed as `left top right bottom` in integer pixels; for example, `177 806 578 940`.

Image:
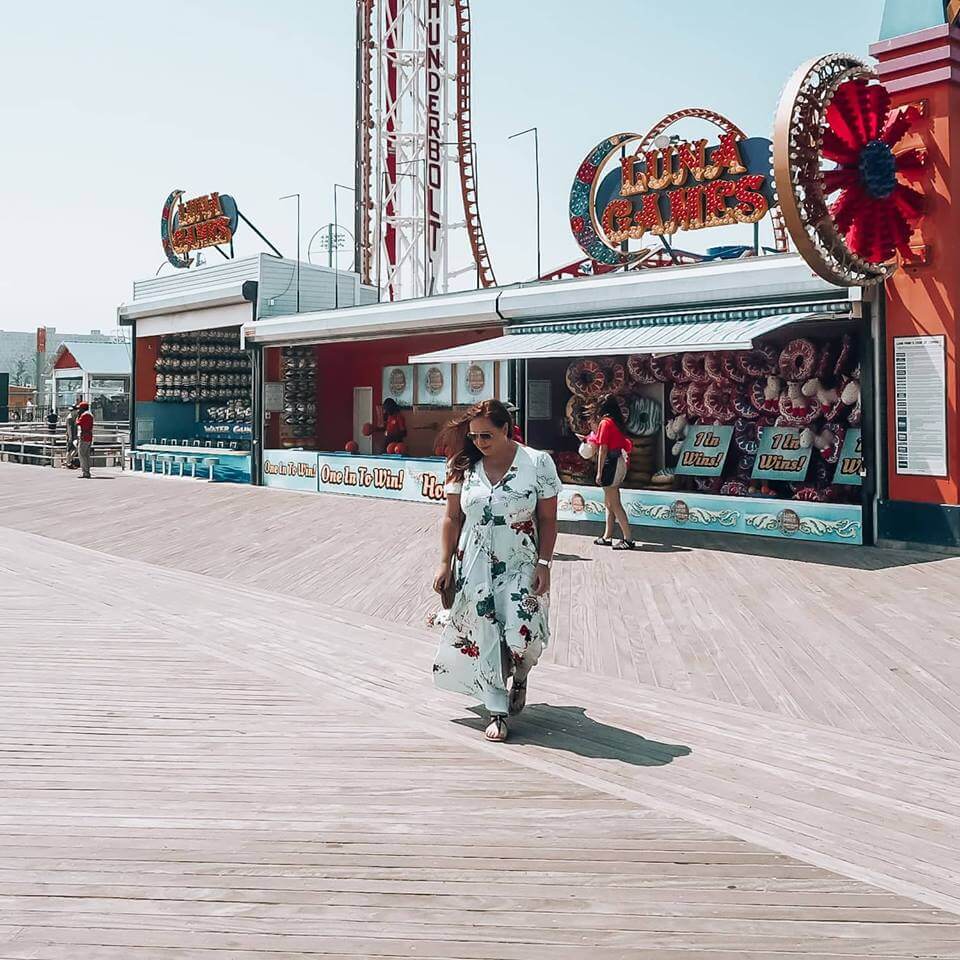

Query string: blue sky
0 0 884 333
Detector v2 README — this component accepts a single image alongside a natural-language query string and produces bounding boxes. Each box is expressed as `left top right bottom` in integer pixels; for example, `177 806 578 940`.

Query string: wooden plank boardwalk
2 465 960 750
0 464 959 957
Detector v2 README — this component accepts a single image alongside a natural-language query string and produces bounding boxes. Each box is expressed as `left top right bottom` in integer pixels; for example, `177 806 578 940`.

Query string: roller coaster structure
355 0 496 301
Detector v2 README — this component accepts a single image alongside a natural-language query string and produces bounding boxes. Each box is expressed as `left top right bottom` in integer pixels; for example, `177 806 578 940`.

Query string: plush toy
801 376 840 414
780 381 818 424
841 368 862 425
763 375 783 412
665 414 689 457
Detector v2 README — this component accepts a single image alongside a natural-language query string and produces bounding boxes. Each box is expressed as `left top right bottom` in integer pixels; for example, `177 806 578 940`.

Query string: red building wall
314 327 502 452
53 348 80 371
135 335 160 402
872 26 960 507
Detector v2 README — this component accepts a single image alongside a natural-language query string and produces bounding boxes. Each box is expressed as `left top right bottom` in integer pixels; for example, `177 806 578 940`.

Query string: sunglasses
467 431 497 442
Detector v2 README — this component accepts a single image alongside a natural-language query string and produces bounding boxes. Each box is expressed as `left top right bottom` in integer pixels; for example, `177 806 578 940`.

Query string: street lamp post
508 126 541 281
279 193 301 312
333 183 355 309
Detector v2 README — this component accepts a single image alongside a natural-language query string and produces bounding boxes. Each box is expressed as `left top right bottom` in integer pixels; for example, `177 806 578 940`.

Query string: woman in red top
593 396 635 550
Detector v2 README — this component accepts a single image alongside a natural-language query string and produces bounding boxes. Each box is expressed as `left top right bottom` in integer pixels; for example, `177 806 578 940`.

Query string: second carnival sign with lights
569 126 776 266
161 190 240 269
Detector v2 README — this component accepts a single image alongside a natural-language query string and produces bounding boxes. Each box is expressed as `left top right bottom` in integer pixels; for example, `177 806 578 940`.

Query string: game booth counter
245 286 509 502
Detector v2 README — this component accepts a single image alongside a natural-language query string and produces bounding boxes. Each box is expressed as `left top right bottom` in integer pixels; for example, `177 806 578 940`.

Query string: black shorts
599 450 621 487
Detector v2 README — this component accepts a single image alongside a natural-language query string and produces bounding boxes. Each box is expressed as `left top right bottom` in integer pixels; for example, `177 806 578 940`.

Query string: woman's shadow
454 704 691 766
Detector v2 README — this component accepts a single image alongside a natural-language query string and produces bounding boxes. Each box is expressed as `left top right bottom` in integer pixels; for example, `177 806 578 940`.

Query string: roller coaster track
355 0 375 286
453 0 496 288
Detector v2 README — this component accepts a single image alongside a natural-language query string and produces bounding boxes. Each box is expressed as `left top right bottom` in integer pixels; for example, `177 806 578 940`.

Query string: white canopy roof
408 312 849 363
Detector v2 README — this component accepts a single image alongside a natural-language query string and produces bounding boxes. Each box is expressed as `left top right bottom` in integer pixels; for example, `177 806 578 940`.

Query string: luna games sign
161 189 240 268
569 129 775 266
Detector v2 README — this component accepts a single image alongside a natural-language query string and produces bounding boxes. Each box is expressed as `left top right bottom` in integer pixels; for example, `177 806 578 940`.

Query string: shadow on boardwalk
455 704 692 767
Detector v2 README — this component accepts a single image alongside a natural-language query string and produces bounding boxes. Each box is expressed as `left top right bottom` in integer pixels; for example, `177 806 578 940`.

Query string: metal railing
0 423 128 469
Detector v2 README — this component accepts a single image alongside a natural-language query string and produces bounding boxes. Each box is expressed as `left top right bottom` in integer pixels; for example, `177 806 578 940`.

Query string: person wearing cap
504 401 524 444
76 401 94 478
64 404 79 469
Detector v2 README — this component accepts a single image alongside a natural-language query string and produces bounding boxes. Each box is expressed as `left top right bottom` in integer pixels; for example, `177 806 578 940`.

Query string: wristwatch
537 558 552 569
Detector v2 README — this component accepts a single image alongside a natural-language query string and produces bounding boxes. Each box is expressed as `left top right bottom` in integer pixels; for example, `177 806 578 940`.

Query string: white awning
408 312 847 364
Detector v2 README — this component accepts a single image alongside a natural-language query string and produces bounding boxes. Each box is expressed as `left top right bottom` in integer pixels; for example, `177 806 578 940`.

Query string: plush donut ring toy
686 381 709 419
704 381 736 422
793 486 823 503
649 354 679 383
627 354 657 384
613 394 631 424
722 352 748 383
779 338 819 382
627 396 663 436
681 352 709 383
566 359 607 398
817 341 837 380
704 352 726 383
733 387 759 420
741 344 778 378
820 426 846 465
737 452 756 478
778 391 820 426
822 397 845 423
834 334 854 378
605 361 628 395
734 418 760 455
669 383 689 416
720 481 749 497
565 396 593 435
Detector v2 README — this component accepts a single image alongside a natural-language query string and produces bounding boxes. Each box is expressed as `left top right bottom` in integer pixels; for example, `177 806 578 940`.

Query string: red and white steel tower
355 0 496 301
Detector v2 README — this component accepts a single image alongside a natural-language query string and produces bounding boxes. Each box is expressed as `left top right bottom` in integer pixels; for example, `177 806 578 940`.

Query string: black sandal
484 715 508 742
593 537 613 546
508 677 528 716
612 540 636 551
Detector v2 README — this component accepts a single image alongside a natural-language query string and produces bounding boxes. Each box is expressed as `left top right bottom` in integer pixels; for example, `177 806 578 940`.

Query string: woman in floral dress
433 400 560 742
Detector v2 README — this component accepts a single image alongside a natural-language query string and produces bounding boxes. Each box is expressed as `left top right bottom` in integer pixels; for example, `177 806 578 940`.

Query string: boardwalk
1 463 959 957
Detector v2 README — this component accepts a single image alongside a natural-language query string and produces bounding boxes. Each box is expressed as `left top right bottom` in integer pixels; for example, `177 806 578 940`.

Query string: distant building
0 327 127 391
51 340 132 421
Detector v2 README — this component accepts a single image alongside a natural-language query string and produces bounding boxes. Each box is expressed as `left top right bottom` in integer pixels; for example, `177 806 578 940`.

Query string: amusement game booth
245 288 507 500
120 251 376 481
411 255 872 545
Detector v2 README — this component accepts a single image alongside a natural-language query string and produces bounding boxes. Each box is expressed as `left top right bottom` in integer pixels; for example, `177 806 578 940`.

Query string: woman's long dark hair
595 394 627 431
437 399 513 482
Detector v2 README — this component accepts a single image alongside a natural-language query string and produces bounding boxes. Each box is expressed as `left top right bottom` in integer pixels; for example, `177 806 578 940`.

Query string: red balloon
393 442 406 455
386 443 397 454
361 422 374 437
345 440 359 453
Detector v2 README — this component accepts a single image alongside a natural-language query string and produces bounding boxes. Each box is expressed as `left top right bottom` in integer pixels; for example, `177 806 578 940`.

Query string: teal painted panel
557 486 863 545
879 0 948 40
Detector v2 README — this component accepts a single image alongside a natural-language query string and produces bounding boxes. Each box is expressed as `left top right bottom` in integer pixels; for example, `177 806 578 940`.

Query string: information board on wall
894 335 947 477
527 380 552 420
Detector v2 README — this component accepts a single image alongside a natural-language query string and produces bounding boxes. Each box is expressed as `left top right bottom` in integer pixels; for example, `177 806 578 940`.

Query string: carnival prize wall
550 327 865 543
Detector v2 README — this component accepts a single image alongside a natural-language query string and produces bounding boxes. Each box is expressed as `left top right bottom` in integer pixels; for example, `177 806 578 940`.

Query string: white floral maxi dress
433 446 562 715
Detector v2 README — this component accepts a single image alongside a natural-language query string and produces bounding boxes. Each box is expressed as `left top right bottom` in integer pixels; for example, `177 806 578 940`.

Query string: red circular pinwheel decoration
821 79 926 264
774 54 928 286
